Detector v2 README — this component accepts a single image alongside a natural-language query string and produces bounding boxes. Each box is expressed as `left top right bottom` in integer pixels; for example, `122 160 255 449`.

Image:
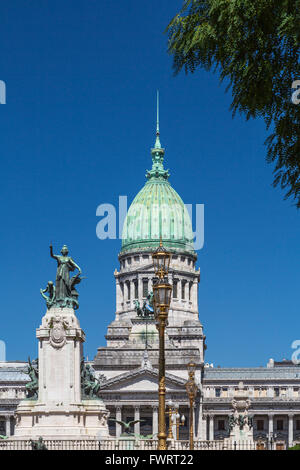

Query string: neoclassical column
208 414 214 441
152 406 158 438
288 414 294 448
116 406 122 438
201 414 208 440
185 280 189 302
268 413 274 439
196 403 204 440
5 416 11 437
192 280 198 310
116 278 123 312
134 406 140 436
138 274 143 302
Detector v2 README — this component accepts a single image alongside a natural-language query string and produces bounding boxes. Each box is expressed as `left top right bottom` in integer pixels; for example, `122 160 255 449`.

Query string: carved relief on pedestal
49 316 67 349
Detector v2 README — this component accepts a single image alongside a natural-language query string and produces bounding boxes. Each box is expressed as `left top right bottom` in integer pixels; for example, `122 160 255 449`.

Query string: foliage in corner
166 0 300 207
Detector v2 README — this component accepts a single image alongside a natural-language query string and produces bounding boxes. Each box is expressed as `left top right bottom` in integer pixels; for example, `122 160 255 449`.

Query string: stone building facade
0 114 299 449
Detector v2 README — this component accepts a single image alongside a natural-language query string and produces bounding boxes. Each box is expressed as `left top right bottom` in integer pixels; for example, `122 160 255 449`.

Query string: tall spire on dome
154 90 161 149
146 91 169 181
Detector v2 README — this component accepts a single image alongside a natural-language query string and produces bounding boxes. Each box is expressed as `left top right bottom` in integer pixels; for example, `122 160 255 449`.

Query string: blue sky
0 0 299 367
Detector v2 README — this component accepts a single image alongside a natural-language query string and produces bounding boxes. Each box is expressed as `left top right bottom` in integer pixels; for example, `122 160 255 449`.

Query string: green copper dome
121 102 195 256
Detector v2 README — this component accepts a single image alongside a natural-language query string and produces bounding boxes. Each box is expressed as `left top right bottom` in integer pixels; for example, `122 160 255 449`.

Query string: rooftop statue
134 292 154 318
25 357 39 399
80 358 101 399
40 281 56 309
40 244 84 310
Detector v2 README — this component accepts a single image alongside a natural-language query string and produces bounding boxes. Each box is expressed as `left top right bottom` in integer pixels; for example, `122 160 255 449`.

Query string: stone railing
173 440 257 451
0 439 261 451
0 439 101 451
0 439 158 451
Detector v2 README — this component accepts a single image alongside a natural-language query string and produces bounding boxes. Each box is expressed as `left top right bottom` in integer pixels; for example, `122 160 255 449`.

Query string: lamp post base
158 432 167 450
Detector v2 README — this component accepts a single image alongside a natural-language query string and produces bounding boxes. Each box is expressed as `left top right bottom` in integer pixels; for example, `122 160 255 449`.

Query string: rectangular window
173 280 178 299
221 388 228 398
257 420 264 431
0 421 5 436
108 415 116 437
296 420 300 431
143 280 148 298
277 420 284 431
134 280 138 299
127 281 131 300
215 388 221 398
274 387 280 397
189 282 193 301
293 387 299 398
218 420 225 431
181 281 186 300
280 388 287 396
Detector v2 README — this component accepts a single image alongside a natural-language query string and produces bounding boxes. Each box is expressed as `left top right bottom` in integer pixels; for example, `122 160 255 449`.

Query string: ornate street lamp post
185 361 198 450
174 403 185 440
166 401 186 440
167 400 175 440
152 240 172 451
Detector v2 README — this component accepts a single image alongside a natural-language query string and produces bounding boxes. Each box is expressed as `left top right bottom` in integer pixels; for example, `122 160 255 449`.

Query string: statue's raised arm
49 244 59 261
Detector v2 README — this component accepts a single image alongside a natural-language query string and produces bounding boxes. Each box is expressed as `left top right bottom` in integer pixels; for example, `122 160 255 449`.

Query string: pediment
100 367 186 392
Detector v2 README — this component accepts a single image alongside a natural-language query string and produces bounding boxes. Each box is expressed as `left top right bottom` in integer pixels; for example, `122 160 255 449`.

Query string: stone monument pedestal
14 308 109 440
224 382 254 449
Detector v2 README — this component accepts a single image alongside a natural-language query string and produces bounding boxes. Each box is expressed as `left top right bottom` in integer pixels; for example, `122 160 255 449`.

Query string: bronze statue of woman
50 244 81 302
